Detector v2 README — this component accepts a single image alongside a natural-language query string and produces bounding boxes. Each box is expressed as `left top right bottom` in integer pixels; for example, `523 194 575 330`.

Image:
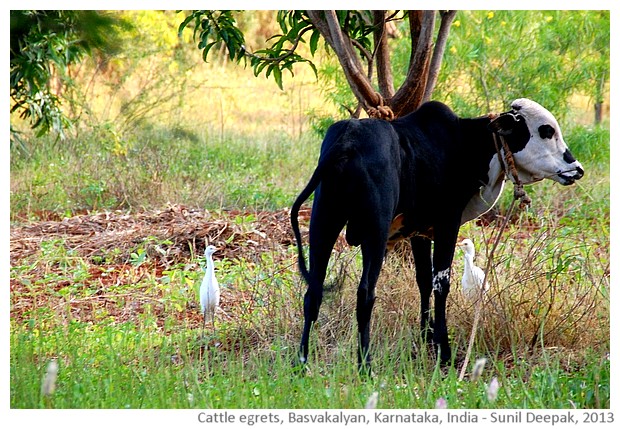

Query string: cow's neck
460 125 508 225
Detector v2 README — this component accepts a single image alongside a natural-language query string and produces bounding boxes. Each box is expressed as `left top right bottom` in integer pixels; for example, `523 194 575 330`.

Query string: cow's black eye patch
538 124 555 139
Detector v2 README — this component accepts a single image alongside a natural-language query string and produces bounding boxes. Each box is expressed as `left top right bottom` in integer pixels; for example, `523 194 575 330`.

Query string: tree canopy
10 10 128 137
179 10 456 119
10 10 610 139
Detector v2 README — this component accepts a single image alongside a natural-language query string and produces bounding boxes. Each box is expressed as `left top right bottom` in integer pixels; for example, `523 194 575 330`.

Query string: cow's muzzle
557 165 584 185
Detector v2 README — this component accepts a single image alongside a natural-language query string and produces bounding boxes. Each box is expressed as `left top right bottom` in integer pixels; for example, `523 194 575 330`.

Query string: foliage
564 124 610 165
179 10 318 90
10 125 319 217
11 10 609 141
70 11 200 136
313 11 609 126
9 205 610 408
10 319 610 408
430 10 609 121
10 11 130 138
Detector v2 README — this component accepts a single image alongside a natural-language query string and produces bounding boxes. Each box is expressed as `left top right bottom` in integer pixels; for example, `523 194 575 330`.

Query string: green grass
10 123 610 409
10 192 610 408
10 319 610 409
10 125 319 219
9 119 609 222
10 119 610 408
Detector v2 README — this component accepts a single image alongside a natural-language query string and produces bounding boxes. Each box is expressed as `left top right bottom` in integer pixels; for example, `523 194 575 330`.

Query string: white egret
200 244 220 337
456 238 489 300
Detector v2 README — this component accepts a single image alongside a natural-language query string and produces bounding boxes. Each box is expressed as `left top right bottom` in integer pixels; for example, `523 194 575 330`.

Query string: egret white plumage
456 238 489 300
200 244 220 337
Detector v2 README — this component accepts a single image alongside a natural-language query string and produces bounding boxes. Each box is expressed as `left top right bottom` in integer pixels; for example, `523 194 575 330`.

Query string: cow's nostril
563 150 577 164
576 166 584 178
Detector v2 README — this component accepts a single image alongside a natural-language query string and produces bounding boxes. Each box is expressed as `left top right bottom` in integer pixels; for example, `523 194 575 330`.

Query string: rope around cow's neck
492 132 532 209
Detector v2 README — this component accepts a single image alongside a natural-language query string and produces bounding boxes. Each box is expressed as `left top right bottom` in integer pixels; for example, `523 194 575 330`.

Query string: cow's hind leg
299 207 346 366
356 234 388 375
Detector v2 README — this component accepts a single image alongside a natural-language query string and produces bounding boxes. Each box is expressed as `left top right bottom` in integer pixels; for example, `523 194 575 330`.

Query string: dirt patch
10 204 312 266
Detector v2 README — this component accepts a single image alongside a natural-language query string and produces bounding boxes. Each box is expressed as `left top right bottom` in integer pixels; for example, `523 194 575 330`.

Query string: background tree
11 10 608 140
431 10 610 124
10 10 128 138
179 10 456 120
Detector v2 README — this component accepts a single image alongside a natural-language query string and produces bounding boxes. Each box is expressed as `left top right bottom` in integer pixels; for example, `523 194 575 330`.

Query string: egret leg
202 309 207 340
210 309 217 342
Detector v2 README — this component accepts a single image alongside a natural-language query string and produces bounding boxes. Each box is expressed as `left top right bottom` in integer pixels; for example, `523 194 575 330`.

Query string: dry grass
10 192 609 365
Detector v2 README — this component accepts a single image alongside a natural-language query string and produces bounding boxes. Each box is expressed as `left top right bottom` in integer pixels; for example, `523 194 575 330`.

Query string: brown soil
10 204 311 266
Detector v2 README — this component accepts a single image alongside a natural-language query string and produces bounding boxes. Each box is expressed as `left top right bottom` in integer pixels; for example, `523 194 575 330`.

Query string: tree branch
373 10 394 98
306 10 333 46
351 38 373 65
423 10 457 102
390 10 436 117
309 10 380 113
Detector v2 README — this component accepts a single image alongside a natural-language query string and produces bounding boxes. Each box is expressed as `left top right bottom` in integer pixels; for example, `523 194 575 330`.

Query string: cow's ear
488 112 520 136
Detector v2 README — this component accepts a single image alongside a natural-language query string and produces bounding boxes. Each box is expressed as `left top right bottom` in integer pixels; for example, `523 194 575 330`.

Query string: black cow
290 98 584 370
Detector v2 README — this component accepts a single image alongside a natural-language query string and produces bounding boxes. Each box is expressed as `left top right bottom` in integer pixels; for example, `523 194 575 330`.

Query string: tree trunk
594 73 606 125
594 102 602 125
307 10 456 120
307 10 380 114
423 10 457 102
389 10 435 117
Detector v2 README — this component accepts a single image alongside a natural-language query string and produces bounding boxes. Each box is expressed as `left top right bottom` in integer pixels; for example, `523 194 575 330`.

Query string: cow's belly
387 213 434 250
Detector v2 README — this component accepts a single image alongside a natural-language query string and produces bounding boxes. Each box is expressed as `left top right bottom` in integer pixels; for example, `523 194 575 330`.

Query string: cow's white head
489 98 584 186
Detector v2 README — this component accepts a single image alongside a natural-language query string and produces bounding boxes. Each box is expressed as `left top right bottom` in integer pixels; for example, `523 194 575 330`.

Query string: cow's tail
290 136 350 287
290 164 321 286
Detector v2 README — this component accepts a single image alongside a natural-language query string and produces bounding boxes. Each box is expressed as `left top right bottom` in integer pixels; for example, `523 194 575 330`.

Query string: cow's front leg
431 224 460 365
411 237 433 344
432 266 452 364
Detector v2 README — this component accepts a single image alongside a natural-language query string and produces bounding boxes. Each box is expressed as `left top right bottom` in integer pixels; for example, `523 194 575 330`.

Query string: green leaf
178 12 196 37
309 30 320 56
307 60 318 78
273 66 283 90
254 60 269 77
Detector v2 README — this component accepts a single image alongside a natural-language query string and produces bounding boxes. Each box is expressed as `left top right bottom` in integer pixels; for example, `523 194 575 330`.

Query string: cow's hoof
357 362 373 380
291 357 309 376
438 345 452 366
